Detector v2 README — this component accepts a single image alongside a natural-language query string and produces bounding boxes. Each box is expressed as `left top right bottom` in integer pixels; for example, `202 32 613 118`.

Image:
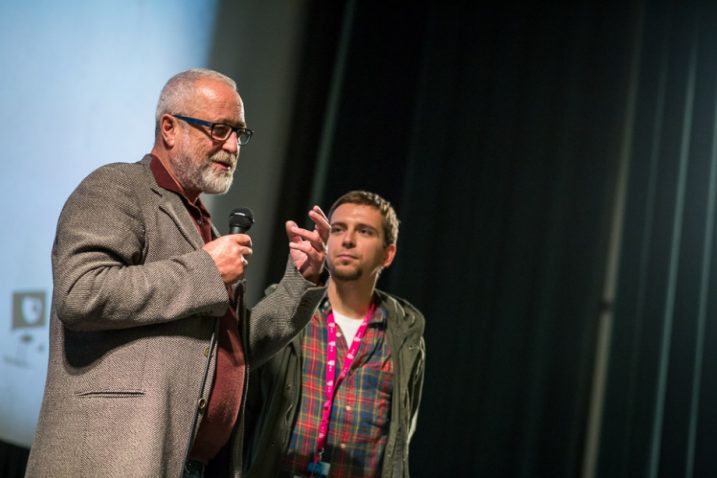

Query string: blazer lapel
158 198 205 250
141 154 205 250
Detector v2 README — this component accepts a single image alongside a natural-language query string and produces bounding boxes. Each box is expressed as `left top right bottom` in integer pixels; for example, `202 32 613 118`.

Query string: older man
26 69 328 477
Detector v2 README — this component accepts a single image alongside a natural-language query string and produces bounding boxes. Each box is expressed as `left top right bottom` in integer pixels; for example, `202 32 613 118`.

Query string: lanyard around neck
313 303 376 463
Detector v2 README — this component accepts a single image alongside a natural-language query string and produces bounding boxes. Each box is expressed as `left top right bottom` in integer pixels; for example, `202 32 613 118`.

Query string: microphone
229 207 255 234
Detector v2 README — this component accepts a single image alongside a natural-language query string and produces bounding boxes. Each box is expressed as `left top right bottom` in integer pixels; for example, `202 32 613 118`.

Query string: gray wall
205 0 310 304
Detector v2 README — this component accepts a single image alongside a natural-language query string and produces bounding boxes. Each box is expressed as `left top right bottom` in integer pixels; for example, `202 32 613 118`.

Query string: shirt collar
320 295 386 325
149 154 211 219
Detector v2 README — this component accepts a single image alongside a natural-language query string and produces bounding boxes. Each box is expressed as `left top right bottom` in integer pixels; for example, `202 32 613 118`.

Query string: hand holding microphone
203 207 255 284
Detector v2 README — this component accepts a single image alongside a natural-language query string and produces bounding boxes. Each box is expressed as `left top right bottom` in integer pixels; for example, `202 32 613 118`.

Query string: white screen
0 0 218 447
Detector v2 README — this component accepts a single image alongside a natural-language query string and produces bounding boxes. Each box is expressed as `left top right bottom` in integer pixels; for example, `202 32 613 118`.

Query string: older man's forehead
186 81 244 121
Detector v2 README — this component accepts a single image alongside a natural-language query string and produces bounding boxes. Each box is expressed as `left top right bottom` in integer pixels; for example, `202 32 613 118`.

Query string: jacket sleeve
53 164 229 331
246 259 325 368
408 334 426 441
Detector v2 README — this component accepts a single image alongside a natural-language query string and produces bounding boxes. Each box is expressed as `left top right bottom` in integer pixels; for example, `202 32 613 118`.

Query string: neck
150 148 200 203
327 277 376 319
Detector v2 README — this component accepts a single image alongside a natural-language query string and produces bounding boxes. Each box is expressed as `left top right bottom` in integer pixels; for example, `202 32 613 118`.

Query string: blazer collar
140 155 206 250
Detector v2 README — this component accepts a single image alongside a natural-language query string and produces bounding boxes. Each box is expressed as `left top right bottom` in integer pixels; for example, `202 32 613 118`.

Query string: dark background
5 1 717 476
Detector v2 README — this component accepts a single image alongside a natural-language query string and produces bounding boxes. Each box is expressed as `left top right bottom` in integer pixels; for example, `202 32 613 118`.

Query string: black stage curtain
0 440 28 478
598 2 717 476
284 2 717 476
268 1 637 476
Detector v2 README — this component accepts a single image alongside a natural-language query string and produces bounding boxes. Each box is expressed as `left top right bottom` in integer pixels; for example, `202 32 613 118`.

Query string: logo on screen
12 291 47 329
4 291 47 368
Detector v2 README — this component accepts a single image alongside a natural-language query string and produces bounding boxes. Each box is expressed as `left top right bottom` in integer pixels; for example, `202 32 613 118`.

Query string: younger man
245 191 426 477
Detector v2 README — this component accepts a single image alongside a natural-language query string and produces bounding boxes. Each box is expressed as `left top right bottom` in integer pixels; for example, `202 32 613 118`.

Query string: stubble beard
328 261 363 282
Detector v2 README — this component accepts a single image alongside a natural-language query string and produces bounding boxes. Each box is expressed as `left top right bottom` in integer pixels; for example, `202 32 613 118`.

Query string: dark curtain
0 440 28 478
269 1 637 476
598 2 717 477
388 4 633 477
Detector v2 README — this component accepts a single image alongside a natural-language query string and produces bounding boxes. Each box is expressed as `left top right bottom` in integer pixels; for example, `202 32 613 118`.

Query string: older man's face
171 79 246 197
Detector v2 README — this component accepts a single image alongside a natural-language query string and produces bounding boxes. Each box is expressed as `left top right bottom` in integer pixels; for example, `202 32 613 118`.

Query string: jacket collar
140 155 206 249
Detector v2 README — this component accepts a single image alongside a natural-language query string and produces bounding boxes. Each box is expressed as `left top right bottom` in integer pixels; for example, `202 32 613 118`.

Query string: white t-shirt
333 311 364 344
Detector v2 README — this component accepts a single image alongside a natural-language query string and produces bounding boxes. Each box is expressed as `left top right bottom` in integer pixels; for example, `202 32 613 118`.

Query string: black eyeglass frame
171 114 253 146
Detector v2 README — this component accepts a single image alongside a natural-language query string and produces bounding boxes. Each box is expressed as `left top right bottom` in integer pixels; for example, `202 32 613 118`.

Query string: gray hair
155 68 237 130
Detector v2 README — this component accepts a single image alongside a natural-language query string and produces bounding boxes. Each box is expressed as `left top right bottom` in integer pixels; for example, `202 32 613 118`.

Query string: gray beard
196 163 234 194
174 151 235 195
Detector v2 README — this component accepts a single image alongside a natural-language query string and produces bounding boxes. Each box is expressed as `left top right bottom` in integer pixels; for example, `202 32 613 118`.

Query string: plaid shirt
282 299 393 478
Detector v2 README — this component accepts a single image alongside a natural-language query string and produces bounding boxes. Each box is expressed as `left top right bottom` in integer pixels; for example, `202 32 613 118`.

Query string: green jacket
244 289 426 477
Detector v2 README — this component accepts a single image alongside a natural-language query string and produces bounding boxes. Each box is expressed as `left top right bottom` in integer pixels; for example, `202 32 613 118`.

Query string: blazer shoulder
73 160 144 190
60 160 156 228
72 159 156 201
85 159 150 182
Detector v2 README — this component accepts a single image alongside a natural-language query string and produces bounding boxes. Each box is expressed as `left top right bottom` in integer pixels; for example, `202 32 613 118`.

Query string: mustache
210 151 237 167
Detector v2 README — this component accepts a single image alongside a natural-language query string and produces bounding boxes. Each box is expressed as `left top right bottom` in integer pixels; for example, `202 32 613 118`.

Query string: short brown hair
328 191 400 247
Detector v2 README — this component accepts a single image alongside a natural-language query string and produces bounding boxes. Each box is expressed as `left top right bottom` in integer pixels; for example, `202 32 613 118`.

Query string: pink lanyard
313 304 376 463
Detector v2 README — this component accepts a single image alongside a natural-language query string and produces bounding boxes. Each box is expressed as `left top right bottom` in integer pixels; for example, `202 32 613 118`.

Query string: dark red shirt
150 156 246 464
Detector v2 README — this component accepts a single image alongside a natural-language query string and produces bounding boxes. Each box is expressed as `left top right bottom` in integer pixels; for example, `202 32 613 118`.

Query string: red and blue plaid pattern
282 301 393 477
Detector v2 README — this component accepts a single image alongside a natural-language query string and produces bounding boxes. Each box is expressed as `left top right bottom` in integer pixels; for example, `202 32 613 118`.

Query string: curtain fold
599 2 717 476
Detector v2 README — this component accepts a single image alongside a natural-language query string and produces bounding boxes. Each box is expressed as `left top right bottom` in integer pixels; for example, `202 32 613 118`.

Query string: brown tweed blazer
25 156 325 478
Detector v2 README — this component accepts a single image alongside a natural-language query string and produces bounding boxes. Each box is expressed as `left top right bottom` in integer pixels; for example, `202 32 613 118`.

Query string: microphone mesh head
229 207 255 232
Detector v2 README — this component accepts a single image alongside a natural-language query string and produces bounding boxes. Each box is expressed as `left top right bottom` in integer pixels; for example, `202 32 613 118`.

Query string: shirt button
345 405 352 412
336 332 343 337
339 443 347 449
198 398 207 410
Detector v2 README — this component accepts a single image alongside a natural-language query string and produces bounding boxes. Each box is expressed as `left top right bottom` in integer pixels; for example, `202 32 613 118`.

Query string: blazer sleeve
53 164 229 331
246 259 326 368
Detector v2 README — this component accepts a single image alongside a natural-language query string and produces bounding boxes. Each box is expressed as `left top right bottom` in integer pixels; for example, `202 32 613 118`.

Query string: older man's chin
201 170 234 195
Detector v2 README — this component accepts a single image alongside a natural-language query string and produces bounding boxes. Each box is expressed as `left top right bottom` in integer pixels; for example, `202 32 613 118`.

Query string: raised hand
286 205 330 284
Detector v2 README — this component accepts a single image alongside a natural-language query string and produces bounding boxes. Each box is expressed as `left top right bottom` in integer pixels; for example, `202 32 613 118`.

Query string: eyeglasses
171 114 254 146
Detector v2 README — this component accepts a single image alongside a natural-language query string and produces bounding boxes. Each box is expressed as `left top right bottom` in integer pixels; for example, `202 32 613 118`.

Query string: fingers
285 220 300 241
308 206 330 243
226 233 253 247
288 239 322 260
286 207 328 247
222 234 253 259
285 207 328 284
288 239 324 282
203 234 253 284
240 246 253 261
287 223 325 253
309 205 329 223
228 235 253 263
